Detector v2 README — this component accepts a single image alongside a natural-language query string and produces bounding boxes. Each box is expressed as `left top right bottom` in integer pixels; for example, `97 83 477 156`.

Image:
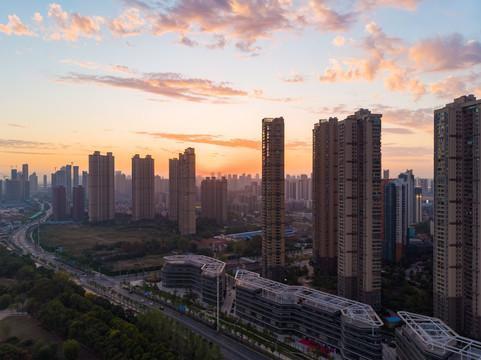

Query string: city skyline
1 1 479 178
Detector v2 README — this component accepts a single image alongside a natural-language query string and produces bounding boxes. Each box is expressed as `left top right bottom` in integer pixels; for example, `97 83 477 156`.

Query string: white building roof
235 269 383 327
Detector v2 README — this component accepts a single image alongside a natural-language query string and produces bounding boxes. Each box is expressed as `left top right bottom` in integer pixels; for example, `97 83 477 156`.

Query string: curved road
8 212 271 360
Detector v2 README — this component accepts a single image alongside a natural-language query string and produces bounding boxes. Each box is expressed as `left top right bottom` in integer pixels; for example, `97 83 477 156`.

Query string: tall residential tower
312 117 338 274
261 117 285 282
88 151 115 222
337 109 382 309
132 154 155 221
169 148 196 235
434 95 481 339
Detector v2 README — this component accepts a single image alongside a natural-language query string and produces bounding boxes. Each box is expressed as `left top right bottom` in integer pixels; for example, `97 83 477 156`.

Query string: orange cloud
134 132 261 150
357 0 422 10
58 72 248 103
108 8 145 37
307 0 356 32
48 3 103 41
409 33 481 72
0 15 35 36
332 35 345 46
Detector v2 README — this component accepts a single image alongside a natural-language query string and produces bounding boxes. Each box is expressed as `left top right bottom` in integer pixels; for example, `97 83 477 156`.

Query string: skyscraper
383 178 408 262
398 169 415 226
65 164 72 200
72 186 85 221
312 118 338 274
169 148 196 235
81 171 88 200
88 151 114 222
200 177 227 224
53 186 67 221
434 95 481 339
73 166 79 187
132 154 155 221
337 109 382 309
261 117 285 282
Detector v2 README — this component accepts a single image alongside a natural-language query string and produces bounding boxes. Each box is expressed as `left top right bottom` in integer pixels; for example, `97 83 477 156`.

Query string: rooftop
398 311 481 359
164 254 226 276
235 270 383 327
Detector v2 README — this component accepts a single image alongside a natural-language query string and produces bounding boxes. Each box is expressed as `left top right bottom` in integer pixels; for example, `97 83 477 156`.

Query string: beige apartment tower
88 151 115 222
261 117 285 282
312 118 338 274
338 109 382 310
132 154 155 221
434 95 481 339
169 148 196 235
201 177 227 224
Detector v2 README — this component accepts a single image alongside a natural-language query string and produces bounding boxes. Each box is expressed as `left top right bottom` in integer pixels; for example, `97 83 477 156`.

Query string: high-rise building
337 109 382 309
72 186 85 221
43 174 47 190
169 148 196 235
73 166 79 187
19 164 29 200
414 187 422 223
312 118 338 274
383 178 408 262
261 117 285 282
398 169 416 226
434 95 481 339
0 180 3 202
65 164 72 200
5 179 20 202
81 171 88 200
132 154 155 221
53 186 67 221
29 173 38 195
88 151 115 222
383 169 390 180
200 177 227 224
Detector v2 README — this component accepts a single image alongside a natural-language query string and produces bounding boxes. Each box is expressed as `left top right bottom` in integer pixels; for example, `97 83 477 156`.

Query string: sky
0 0 480 179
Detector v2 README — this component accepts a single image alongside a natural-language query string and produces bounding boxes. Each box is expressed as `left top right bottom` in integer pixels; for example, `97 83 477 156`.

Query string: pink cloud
135 132 260 150
0 15 35 36
307 1 356 32
409 33 481 72
281 70 307 83
58 71 248 103
357 0 422 11
332 35 345 46
48 3 103 41
108 8 145 37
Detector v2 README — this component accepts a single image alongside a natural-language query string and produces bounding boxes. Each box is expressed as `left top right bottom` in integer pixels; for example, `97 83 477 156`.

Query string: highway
8 212 272 360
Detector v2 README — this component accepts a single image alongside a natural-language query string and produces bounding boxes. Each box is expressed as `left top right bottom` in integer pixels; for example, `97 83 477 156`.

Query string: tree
62 339 80 360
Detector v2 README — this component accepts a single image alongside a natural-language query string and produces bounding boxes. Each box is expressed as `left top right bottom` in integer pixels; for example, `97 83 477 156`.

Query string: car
159 306 164 310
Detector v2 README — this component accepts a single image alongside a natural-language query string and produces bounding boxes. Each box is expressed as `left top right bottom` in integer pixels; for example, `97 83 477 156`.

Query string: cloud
57 71 248 103
33 13 43 23
409 33 481 72
0 139 64 150
108 8 145 37
378 106 433 133
357 0 422 11
177 33 198 47
48 3 103 41
280 70 307 83
134 131 260 150
307 1 356 32
382 145 432 159
251 89 301 102
60 59 100 69
105 64 135 73
0 15 36 36
428 75 469 99
332 35 345 46
7 123 27 128
207 33 228 49
382 127 415 135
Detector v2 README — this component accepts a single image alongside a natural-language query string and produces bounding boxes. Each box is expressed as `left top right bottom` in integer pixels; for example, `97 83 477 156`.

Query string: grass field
39 223 175 273
0 314 99 359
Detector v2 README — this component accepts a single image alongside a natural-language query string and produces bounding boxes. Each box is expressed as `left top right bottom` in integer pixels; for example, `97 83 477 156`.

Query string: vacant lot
39 223 180 274
0 314 99 359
